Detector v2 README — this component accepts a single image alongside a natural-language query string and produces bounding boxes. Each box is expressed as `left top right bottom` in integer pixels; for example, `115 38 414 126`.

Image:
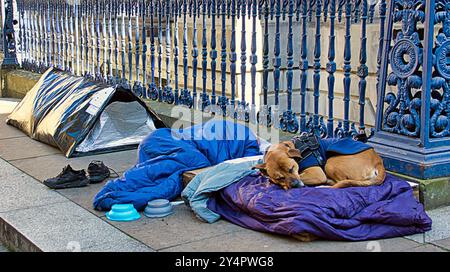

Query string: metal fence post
2 0 18 68
179 0 192 107
326 0 337 138
218 0 228 115
200 0 210 110
370 0 450 180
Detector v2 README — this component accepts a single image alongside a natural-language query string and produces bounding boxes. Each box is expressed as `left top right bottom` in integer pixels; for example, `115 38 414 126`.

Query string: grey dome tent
7 68 166 157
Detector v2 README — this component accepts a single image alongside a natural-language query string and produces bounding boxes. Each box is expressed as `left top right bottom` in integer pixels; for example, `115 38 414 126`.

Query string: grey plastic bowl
143 199 174 218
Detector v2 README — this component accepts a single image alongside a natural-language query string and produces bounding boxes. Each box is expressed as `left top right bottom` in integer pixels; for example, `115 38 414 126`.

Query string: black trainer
87 160 112 184
44 165 89 189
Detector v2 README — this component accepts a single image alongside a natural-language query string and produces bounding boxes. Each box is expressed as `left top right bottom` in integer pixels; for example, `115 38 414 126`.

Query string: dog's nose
291 179 304 188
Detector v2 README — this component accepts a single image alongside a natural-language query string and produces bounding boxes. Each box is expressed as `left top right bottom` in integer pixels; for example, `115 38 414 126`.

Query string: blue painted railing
13 0 384 138
370 0 450 179
7 0 450 179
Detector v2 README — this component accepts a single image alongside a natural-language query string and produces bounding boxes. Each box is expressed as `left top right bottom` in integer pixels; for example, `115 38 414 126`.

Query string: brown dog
254 138 386 242
254 140 386 190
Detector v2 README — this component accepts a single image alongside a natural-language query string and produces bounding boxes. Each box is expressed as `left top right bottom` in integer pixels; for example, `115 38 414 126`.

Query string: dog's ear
253 163 268 175
287 148 302 159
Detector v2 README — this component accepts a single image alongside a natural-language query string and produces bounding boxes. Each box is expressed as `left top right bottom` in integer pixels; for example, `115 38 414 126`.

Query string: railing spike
258 0 271 127
218 0 229 115
95 1 102 79
200 0 211 110
210 0 217 105
106 1 113 82
90 0 96 79
47 1 53 69
23 0 30 70
338 0 353 137
357 0 368 134
173 0 179 104
249 0 258 123
74 0 80 75
17 0 23 68
80 0 85 76
313 0 324 136
156 0 163 101
127 0 134 86
273 0 281 109
229 0 236 111
133 0 144 96
375 0 386 108
190 0 199 108
280 0 299 133
179 0 193 107
326 0 337 137
70 1 76 75
148 0 158 100
299 0 308 132
237 0 250 122
162 0 175 103
112 0 119 83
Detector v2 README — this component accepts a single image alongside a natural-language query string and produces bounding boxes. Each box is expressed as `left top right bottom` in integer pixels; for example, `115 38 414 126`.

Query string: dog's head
254 141 305 190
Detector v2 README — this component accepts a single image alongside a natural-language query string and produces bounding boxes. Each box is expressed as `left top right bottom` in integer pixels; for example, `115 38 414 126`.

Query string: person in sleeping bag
93 119 262 211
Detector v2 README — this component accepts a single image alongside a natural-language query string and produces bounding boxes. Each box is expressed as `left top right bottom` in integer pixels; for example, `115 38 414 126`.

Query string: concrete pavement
0 244 8 252
0 98 449 252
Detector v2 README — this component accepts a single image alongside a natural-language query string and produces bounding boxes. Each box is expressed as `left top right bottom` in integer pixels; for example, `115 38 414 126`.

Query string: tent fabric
93 120 262 211
208 173 432 241
6 68 166 157
75 101 157 153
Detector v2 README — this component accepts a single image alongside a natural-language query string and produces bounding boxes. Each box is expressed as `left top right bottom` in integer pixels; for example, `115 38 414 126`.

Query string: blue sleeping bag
93 120 261 211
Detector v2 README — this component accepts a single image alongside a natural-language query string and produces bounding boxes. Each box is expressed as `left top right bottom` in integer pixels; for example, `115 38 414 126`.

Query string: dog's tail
331 162 386 189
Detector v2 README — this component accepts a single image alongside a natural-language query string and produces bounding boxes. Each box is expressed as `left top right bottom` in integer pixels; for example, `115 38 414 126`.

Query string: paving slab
84 239 154 252
10 151 136 182
0 201 151 252
57 181 111 217
405 206 450 244
0 137 60 161
402 244 448 252
161 228 421 252
106 204 244 251
0 157 150 252
0 158 68 213
432 237 450 250
0 114 26 140
0 244 9 252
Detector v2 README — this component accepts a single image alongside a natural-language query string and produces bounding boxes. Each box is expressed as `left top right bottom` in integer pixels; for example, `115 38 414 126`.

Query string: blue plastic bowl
106 204 141 222
144 199 174 218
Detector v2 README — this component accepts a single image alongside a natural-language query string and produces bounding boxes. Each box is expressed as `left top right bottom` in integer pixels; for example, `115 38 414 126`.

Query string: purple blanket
207 173 432 241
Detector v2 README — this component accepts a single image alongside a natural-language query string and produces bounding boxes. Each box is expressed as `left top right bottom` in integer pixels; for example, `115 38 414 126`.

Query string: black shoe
87 161 111 184
44 165 89 189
